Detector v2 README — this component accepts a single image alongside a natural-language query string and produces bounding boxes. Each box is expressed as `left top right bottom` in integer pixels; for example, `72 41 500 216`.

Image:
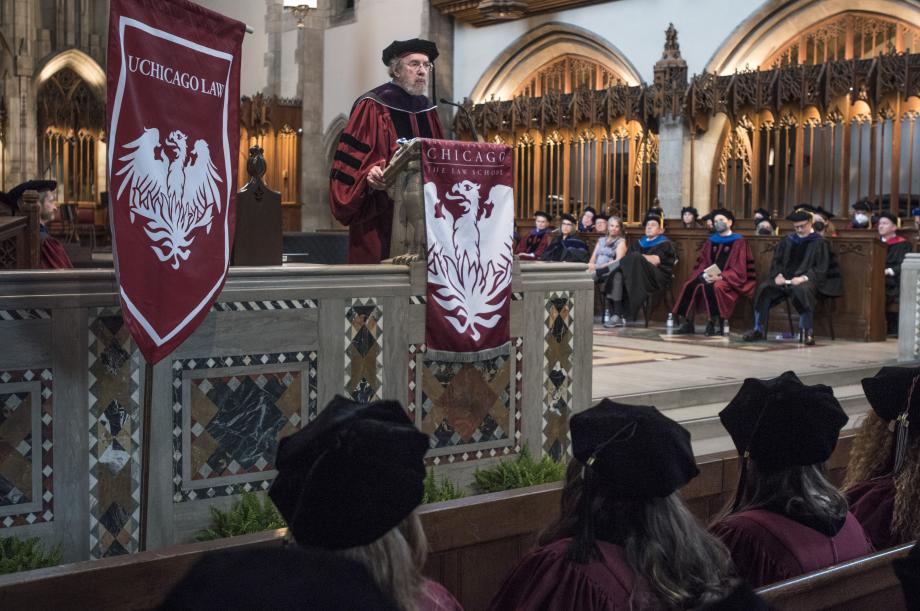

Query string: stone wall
0 261 593 561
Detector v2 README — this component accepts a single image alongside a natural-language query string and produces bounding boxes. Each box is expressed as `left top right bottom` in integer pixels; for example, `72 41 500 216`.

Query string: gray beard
396 76 427 97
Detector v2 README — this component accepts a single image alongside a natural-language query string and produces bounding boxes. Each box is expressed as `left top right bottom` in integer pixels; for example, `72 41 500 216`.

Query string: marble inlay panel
410 339 522 466
171 352 317 502
345 298 383 403
88 308 141 557
543 292 574 461
0 369 53 528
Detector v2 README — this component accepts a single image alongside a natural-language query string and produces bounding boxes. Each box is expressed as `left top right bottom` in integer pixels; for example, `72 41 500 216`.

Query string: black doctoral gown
618 236 677 318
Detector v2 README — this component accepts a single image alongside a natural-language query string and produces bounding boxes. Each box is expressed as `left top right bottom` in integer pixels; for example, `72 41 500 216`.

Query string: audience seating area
0 432 912 611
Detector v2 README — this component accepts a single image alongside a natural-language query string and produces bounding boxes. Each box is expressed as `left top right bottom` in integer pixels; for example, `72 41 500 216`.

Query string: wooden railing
759 542 914 611
0 436 863 611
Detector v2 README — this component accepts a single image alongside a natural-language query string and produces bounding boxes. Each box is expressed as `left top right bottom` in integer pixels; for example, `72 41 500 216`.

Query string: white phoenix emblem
427 179 513 341
115 128 222 269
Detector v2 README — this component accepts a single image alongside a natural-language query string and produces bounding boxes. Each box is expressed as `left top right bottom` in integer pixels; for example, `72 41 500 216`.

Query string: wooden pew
757 542 914 611
0 434 872 611
0 191 41 269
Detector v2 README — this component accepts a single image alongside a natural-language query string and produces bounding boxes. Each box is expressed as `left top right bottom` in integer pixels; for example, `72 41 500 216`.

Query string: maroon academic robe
329 82 444 264
515 229 553 260
846 476 897 550
418 580 463 611
39 227 74 269
711 509 873 587
673 234 755 319
487 538 635 611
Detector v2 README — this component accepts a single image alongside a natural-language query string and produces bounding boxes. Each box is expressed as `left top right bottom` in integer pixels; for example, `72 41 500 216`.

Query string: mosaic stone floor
592 344 694 367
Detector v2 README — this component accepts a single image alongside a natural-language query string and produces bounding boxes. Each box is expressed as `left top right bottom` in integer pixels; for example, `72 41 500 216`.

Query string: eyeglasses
406 60 433 71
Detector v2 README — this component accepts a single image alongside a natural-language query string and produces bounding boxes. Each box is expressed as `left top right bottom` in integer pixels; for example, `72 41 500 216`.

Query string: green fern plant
422 469 465 504
0 536 62 575
471 446 565 494
195 491 286 542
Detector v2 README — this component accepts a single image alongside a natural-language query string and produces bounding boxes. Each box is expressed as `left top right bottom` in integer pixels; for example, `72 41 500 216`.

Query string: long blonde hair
333 512 428 611
843 411 920 544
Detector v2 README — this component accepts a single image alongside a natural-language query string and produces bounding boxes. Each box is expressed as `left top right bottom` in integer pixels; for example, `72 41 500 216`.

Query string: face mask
813 221 826 232
756 227 772 236
854 213 869 225
713 220 728 233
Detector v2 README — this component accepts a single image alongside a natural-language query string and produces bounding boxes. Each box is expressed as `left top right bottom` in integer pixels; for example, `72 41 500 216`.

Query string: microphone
439 98 482 143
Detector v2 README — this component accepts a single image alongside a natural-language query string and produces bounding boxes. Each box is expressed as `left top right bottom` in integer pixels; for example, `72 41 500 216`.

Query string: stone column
422 3 454 137
8 0 39 186
652 24 689 218
264 0 283 97
656 116 689 218
299 0 329 231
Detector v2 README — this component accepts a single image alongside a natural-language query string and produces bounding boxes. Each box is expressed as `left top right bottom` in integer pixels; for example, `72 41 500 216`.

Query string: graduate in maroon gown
712 371 874 587
514 210 554 260
1 179 73 269
329 39 445 263
672 209 755 336
489 400 736 611
269 396 462 611
843 366 920 550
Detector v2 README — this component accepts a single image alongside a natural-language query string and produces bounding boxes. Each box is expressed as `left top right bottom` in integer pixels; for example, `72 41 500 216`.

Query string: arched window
513 55 622 98
37 67 105 204
766 12 920 67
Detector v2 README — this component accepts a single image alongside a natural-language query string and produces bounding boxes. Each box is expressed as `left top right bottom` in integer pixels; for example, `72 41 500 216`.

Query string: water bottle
666 313 674 328
722 319 730 336
603 309 610 325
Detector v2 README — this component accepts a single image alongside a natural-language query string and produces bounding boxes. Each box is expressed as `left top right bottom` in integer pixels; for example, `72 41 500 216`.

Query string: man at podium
329 38 445 263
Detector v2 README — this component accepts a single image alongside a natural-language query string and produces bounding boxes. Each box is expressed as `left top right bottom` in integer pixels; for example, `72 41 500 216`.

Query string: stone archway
34 49 107 205
467 22 643 103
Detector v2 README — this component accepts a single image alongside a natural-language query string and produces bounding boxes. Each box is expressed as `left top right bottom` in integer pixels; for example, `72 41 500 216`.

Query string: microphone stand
439 98 482 142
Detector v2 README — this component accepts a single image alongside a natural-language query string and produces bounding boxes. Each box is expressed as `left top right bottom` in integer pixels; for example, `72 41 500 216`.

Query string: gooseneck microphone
439 98 482 143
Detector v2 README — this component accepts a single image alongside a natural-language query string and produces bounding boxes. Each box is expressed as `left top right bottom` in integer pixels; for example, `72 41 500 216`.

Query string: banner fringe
425 341 511 363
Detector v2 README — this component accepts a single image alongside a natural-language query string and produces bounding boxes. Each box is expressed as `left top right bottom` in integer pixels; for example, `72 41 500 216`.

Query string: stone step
600 365 887 411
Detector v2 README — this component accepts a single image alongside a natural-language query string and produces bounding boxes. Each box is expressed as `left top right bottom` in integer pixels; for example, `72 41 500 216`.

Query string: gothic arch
705 0 920 74
35 48 105 100
468 23 642 103
323 114 348 170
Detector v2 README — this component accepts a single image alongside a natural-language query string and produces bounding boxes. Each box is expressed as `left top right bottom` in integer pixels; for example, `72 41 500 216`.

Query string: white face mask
713 220 728 233
854 213 869 225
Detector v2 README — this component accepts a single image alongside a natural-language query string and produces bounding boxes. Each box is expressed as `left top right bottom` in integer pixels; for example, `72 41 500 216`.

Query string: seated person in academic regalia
681 206 702 229
0 179 73 269
488 400 736 611
755 215 776 236
605 214 677 326
593 213 608 235
578 206 596 233
797 204 838 237
877 212 911 335
753 208 771 230
540 213 590 263
843 367 920 550
672 209 756 336
847 199 875 230
700 210 716 233
157 547 400 611
514 210 554 260
742 210 832 346
711 371 874 588
269 396 463 611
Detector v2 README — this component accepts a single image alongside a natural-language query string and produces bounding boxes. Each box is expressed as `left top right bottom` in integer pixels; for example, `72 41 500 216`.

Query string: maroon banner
423 140 514 355
107 0 244 364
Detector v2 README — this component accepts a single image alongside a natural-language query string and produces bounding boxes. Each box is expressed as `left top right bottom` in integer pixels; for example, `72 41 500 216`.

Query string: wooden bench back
0 434 886 611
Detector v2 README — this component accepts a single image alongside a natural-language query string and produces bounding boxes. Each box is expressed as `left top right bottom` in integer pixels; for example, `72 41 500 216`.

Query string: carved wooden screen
506 121 655 223
710 12 920 219
239 95 302 206
37 67 105 204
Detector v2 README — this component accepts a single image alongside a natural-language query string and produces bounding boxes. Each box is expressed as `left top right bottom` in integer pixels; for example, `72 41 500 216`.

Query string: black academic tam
381 38 439 65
